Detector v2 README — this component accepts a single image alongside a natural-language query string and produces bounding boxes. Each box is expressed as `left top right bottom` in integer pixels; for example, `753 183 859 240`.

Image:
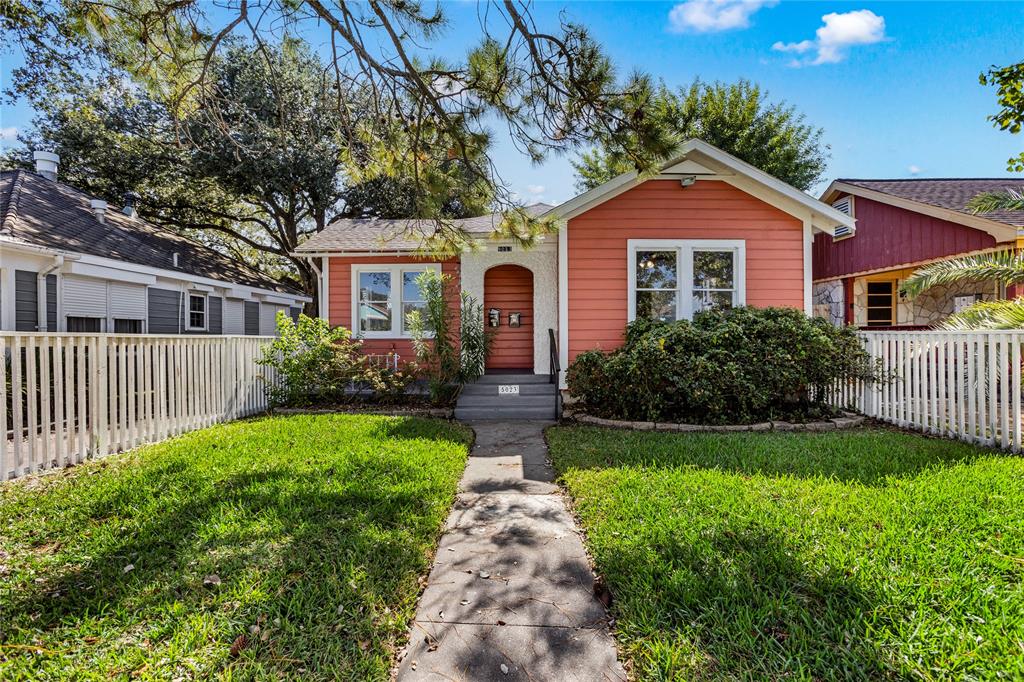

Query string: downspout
37 255 64 331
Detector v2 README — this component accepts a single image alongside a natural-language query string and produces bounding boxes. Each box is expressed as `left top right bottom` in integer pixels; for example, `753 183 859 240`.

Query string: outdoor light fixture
680 175 696 188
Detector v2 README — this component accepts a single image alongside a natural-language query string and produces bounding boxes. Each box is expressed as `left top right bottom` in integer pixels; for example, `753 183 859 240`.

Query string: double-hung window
186 293 207 331
352 264 440 337
628 240 745 323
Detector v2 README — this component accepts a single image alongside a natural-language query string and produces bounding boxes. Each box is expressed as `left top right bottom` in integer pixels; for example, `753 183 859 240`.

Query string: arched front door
484 264 534 371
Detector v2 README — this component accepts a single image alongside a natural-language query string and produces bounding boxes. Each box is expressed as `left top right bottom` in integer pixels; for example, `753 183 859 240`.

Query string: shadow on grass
606 524 892 679
548 425 998 486
2 416 469 679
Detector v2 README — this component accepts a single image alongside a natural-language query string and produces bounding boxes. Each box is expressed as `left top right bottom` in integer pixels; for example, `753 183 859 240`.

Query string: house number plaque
498 385 520 395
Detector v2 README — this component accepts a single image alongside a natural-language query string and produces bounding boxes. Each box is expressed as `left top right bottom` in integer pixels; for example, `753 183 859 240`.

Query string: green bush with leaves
258 312 415 407
567 307 875 424
407 270 492 404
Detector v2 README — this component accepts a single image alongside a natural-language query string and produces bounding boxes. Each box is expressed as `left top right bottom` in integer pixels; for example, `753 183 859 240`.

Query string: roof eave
543 139 855 236
823 181 1020 243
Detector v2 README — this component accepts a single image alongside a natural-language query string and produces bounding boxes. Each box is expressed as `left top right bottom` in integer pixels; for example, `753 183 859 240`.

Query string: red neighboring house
295 139 853 413
813 179 1024 329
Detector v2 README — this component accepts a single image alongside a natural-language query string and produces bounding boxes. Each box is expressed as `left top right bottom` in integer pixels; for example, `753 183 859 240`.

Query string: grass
547 426 1024 681
0 413 472 681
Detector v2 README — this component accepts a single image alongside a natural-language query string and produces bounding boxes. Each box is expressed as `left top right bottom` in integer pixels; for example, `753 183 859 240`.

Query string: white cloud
908 165 922 176
526 184 545 195
668 0 777 33
772 9 886 66
0 126 18 141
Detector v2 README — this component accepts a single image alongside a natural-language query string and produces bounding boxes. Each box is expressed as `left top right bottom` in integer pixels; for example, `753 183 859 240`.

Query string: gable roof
294 203 555 254
820 178 1023 242
0 169 300 295
543 139 856 236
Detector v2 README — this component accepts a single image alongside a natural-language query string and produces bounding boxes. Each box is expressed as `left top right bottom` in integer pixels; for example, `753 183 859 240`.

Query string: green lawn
0 414 471 681
547 426 1024 681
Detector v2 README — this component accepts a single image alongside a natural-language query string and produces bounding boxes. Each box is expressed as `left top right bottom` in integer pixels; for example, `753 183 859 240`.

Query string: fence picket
828 330 1023 451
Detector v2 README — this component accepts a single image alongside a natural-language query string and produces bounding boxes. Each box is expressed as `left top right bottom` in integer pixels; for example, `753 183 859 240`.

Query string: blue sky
2 1 1022 205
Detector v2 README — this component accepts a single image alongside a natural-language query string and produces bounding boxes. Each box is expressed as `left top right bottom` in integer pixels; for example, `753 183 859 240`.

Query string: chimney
33 151 59 181
122 191 140 218
90 199 108 224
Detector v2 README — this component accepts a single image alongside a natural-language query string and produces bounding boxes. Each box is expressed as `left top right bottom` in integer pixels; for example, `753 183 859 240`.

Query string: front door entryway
483 264 534 370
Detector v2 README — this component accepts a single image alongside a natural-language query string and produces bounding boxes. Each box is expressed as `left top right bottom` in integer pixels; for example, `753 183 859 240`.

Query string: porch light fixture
680 175 696 188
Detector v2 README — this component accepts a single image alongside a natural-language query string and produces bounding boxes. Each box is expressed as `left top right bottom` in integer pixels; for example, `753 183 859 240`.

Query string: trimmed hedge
567 307 874 424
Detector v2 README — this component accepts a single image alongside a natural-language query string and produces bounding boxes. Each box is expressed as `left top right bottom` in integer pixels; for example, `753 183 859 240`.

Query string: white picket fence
829 330 1024 452
2 333 275 480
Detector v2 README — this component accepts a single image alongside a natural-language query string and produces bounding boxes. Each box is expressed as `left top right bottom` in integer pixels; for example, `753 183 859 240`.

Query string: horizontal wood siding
484 264 533 369
327 256 460 359
148 288 182 334
567 180 804 362
813 194 998 280
244 302 260 336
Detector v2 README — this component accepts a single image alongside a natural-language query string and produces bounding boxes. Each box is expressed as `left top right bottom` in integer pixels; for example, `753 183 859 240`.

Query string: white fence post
2 333 274 480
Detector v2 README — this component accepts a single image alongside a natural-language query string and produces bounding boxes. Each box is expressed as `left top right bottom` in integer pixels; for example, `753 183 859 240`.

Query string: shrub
258 312 415 407
408 270 492 404
567 306 875 424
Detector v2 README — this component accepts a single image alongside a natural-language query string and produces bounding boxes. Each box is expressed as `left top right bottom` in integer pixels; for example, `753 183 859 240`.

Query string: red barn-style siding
327 256 460 359
566 180 805 363
813 194 998 280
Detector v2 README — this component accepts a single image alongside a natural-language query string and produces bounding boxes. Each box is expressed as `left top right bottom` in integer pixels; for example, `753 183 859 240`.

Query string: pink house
296 140 854 418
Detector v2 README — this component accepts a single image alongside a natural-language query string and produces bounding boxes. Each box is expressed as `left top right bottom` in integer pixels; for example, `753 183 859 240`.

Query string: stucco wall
461 241 558 375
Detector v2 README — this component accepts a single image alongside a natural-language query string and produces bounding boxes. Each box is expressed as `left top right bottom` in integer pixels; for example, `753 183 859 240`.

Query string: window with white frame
628 240 745 323
353 264 439 337
187 293 207 330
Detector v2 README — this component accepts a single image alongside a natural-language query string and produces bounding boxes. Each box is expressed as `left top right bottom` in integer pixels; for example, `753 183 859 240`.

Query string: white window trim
627 239 746 323
185 292 208 331
350 263 441 338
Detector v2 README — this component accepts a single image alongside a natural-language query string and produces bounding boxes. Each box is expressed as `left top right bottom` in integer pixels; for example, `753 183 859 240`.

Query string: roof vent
122 191 140 218
90 199 108 224
33 151 59 181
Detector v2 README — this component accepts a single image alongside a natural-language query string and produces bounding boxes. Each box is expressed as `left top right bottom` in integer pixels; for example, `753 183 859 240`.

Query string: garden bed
548 425 1024 680
0 414 472 679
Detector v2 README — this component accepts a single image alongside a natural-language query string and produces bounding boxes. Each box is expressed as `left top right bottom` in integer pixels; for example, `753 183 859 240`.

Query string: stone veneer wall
812 279 845 328
460 240 558 374
853 277 1000 327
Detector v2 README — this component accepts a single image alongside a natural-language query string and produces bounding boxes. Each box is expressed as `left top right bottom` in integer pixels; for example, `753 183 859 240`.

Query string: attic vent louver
172 252 180 268
831 196 854 240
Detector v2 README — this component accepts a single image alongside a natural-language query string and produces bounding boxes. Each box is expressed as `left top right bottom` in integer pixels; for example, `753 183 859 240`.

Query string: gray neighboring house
0 153 308 334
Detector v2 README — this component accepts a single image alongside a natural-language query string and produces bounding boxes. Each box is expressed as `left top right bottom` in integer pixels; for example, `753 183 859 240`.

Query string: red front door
484 265 534 370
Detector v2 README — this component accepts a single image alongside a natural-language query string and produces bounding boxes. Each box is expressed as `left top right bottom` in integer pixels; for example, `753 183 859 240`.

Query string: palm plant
902 250 1024 330
966 187 1024 213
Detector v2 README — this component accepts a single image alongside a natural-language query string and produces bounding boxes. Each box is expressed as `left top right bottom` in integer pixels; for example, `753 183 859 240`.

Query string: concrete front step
460 382 557 397
457 394 557 409
473 373 552 385
454 405 558 420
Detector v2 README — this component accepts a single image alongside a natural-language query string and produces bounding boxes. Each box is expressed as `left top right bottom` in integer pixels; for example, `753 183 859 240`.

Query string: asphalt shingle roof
840 178 1024 228
295 204 555 253
0 170 298 294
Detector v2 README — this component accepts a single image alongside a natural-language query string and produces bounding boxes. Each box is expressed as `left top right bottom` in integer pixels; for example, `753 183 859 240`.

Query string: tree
573 79 829 192
3 0 677 247
980 60 1024 173
6 39 357 304
963 60 1024 212
902 251 1024 330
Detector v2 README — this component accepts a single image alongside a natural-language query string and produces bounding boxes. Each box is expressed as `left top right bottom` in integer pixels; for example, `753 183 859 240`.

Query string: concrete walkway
396 421 626 681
